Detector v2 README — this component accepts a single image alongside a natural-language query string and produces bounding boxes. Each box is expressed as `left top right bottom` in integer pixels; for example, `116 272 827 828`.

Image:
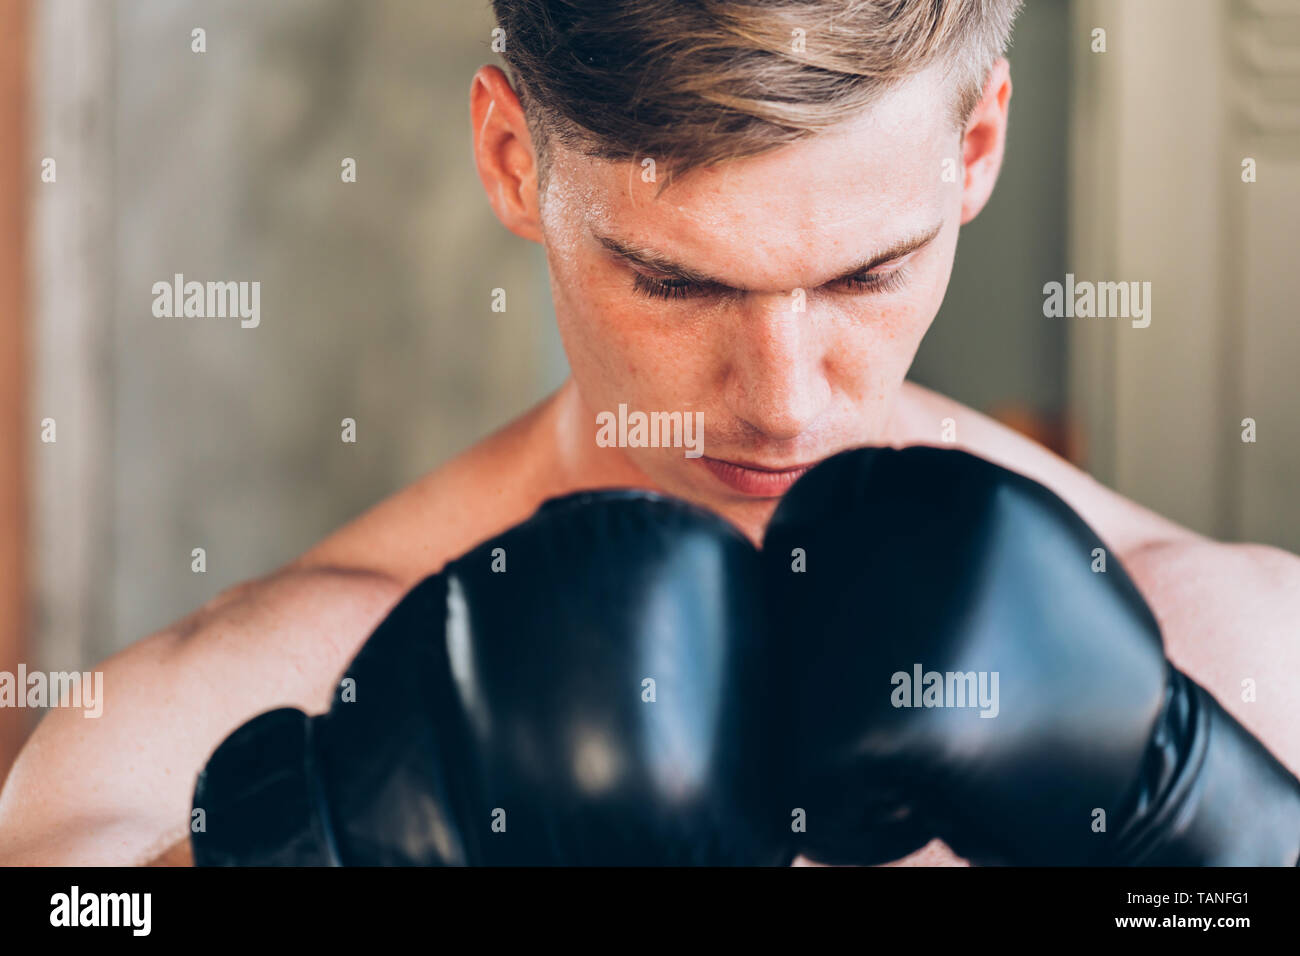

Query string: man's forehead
558 146 944 289
551 74 953 242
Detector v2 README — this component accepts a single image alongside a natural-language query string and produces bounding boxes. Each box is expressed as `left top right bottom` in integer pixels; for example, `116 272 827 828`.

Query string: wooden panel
1235 163 1300 548
0 0 28 785
1227 1 1300 550
28 0 115 681
1068 0 1229 538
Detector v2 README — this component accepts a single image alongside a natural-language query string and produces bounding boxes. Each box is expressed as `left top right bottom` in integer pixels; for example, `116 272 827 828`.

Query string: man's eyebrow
592 222 944 290
593 233 723 285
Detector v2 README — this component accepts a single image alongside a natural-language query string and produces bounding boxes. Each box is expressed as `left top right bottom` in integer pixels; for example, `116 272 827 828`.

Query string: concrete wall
31 0 567 671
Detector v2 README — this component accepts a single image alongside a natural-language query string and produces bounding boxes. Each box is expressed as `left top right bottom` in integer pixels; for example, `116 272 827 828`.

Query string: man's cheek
833 298 924 353
590 299 707 369
574 316 672 406
556 280 636 359
879 288 941 345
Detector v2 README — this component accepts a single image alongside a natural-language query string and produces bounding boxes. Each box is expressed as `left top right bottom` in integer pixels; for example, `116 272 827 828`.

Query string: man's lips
699 456 816 497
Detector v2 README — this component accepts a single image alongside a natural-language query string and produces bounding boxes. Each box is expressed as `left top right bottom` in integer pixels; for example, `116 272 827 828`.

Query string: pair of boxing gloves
190 446 1300 866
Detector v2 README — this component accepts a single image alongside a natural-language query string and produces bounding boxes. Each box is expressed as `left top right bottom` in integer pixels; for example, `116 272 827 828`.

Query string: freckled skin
534 64 966 542
1 59 1297 868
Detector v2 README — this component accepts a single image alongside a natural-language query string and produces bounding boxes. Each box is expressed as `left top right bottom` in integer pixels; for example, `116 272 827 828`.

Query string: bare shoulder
1123 538 1300 775
0 394 567 865
294 390 569 586
894 381 1202 556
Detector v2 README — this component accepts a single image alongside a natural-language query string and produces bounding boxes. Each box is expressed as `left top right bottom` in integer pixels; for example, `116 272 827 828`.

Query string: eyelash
631 267 909 301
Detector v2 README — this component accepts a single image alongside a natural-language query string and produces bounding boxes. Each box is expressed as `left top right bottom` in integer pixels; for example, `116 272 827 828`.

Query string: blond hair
491 0 1023 189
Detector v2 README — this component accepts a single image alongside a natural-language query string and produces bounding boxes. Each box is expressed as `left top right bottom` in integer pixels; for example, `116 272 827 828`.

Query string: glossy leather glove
765 446 1300 865
192 489 793 865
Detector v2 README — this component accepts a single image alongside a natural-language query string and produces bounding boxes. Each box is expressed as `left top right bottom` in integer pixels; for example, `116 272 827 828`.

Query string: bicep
0 568 404 865
0 628 193 864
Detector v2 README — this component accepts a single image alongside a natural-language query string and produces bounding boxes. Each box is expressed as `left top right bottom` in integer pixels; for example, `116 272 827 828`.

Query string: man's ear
960 58 1012 225
470 65 543 243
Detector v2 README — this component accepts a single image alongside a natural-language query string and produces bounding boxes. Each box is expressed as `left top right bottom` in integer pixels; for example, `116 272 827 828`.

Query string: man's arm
0 567 403 865
1125 539 1300 777
146 838 193 866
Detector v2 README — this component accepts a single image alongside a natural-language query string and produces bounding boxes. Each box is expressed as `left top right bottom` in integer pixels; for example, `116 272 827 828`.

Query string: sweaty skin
2 61 1298 867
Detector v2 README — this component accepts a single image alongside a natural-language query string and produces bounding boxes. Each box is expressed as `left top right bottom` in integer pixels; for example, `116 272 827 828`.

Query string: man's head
472 0 1021 533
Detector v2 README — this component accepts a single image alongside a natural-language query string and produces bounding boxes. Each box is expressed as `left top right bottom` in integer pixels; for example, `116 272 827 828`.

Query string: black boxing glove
765 445 1300 865
191 489 793 866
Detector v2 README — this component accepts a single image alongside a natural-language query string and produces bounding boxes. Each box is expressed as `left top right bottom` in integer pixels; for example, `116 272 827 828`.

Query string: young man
1 0 1297 866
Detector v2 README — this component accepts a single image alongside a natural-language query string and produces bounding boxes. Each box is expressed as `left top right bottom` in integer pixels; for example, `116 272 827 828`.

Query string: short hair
490 0 1023 190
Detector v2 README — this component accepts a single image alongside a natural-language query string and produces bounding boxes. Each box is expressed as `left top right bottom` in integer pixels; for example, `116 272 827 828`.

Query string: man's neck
547 378 659 494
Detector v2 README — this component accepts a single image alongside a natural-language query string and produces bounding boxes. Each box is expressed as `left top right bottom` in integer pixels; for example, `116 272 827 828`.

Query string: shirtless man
1 0 1298 867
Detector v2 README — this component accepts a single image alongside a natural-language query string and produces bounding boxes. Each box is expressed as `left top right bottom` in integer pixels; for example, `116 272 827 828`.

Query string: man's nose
722 297 831 443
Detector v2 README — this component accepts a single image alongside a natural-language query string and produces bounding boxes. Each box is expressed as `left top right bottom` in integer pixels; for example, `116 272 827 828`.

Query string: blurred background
0 0 1296 780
